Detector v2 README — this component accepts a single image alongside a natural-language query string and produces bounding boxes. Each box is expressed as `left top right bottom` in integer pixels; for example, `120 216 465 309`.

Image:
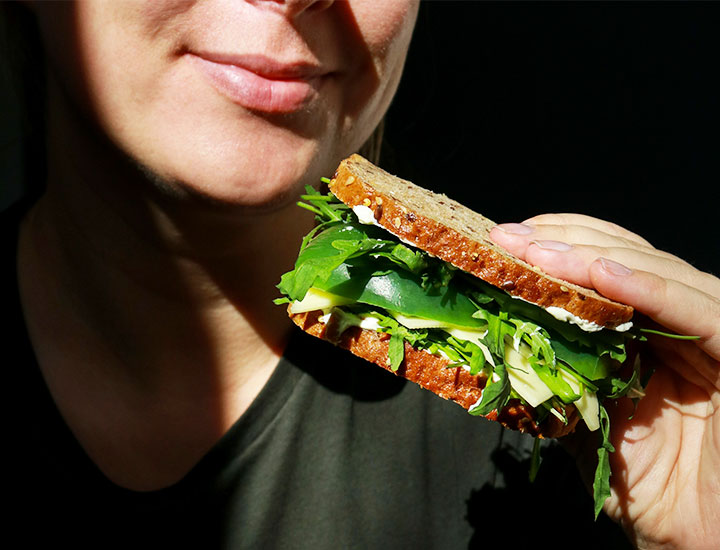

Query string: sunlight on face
33 0 419 207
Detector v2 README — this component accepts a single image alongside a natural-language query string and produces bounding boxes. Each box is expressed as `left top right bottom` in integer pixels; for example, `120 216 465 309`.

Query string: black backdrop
383 1 719 275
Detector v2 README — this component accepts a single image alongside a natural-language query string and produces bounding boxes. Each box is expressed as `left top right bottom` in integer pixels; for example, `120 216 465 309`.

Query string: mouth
187 52 330 114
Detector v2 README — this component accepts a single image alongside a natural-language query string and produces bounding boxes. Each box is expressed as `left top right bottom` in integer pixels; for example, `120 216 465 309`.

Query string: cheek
355 0 420 56
338 0 419 143
35 0 189 142
71 2 187 123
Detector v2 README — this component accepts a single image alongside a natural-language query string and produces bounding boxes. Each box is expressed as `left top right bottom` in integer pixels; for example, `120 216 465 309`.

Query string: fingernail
600 258 633 276
532 239 573 252
495 223 534 235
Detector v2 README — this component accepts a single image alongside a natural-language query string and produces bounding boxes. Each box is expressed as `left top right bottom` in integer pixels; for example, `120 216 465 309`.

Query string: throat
70 350 283 492
22 274 285 491
17 198 294 491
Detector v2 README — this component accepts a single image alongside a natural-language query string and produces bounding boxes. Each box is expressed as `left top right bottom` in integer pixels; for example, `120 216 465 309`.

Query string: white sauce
317 311 381 331
351 204 421 248
544 306 605 333
510 294 633 333
358 316 382 331
544 306 633 333
351 205 379 226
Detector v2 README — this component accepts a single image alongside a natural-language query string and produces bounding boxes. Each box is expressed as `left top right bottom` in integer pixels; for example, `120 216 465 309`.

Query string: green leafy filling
276 186 687 518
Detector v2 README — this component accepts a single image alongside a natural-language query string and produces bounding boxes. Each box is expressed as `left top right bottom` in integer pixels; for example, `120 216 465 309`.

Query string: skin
20 0 419 490
490 217 720 549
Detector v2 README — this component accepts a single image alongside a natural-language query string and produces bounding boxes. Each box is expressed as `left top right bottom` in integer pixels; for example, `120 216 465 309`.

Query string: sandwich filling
276 184 657 518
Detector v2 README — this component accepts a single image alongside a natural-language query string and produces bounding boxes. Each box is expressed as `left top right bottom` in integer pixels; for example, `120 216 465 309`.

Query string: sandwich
275 154 673 517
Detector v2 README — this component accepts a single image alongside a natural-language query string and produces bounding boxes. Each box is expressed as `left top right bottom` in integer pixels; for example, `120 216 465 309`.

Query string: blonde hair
358 119 385 165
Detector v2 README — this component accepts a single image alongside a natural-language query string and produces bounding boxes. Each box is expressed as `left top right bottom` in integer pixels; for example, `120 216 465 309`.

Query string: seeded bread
329 154 633 329
290 310 579 438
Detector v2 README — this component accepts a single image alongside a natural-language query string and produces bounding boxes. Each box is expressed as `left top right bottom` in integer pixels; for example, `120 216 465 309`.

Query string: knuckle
640 271 670 319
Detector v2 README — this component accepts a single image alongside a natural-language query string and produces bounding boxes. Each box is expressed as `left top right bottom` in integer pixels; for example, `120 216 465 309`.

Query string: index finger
589 257 720 359
523 213 655 249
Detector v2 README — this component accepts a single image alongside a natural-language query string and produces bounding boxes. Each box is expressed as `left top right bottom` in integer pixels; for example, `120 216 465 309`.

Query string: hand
490 214 720 550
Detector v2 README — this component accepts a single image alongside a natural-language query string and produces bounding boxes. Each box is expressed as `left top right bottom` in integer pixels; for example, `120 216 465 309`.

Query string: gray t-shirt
5 202 631 549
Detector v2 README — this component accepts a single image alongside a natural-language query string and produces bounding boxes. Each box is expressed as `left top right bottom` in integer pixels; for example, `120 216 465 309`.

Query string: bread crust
290 309 579 439
329 154 633 329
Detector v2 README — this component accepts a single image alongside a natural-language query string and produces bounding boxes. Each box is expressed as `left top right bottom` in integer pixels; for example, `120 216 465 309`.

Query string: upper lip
190 51 329 80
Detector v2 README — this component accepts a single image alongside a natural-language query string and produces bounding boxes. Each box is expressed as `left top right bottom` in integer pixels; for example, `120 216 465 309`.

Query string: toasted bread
290 310 579 438
328 154 633 330
284 154 635 439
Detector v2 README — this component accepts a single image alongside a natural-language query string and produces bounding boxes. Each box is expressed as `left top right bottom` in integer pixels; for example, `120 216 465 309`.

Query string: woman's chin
128 133 332 213
146 163 317 216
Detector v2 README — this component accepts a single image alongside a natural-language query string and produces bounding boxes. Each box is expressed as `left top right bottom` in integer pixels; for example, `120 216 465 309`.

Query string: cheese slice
289 288 354 314
560 369 600 431
504 343 554 408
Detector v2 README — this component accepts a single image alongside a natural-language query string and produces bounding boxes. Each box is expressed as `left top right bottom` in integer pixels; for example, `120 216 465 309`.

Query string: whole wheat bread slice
328 154 633 329
290 310 579 438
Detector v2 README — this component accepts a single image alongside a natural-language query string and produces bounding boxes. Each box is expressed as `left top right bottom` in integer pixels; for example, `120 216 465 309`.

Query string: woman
4 1 718 548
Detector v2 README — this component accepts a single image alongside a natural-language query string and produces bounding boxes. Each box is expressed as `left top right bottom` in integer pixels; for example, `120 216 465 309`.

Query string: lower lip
188 55 321 114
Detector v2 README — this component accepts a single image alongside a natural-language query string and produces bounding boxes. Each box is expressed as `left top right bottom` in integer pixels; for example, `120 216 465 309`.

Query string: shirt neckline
4 200 309 496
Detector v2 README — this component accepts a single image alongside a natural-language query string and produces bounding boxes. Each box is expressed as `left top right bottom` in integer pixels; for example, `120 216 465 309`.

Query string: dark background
2 2 717 274
384 1 719 275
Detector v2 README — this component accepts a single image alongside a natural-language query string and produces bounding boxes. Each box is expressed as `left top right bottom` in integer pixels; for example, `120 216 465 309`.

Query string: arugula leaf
471 309 507 357
371 314 429 371
529 437 543 483
601 355 643 401
390 243 427 274
277 223 371 300
552 338 614 381
467 342 486 376
297 184 352 224
593 405 615 519
640 328 701 340
529 361 581 404
388 330 405 371
421 262 457 291
469 361 511 416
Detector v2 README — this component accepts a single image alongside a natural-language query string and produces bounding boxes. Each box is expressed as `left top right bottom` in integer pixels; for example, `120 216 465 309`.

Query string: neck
36 73 314 375
17 77 315 489
29 173 311 370
25 122 315 385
